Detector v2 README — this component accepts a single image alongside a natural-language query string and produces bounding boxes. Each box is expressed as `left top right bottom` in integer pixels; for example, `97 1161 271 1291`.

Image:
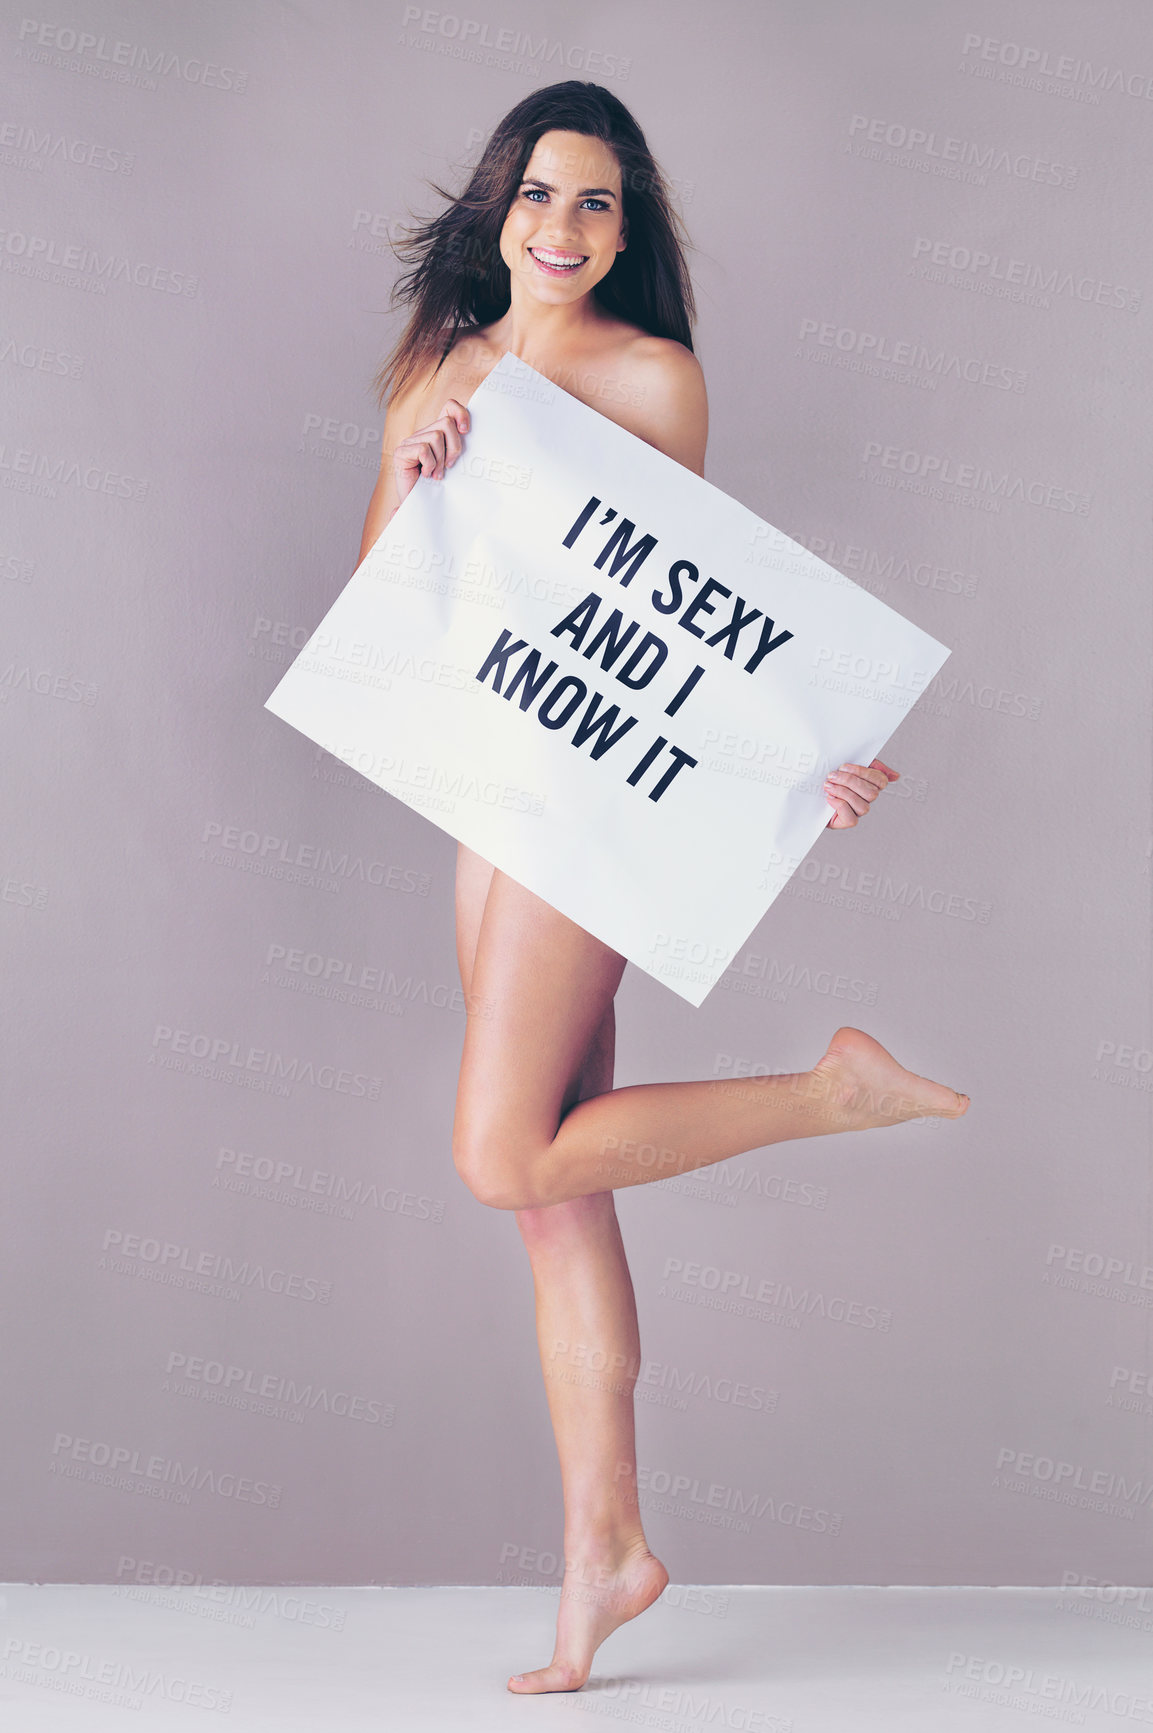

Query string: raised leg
453 845 667 1693
453 868 968 1212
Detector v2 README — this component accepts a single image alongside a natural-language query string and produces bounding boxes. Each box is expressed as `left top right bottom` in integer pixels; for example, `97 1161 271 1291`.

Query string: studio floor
1 1582 1150 1731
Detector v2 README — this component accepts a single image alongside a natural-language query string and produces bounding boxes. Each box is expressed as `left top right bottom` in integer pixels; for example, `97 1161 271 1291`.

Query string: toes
508 1671 545 1694
508 1664 585 1695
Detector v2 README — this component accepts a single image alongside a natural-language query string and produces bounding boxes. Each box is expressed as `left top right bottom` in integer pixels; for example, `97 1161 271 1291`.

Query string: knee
515 1190 613 1245
452 1131 543 1211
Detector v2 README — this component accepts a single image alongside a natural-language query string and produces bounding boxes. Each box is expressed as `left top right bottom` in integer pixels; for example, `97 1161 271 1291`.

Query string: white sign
265 353 950 1006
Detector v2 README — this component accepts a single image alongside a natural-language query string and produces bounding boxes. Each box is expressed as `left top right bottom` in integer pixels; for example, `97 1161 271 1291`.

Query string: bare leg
453 847 667 1693
509 1020 668 1694
453 870 969 1212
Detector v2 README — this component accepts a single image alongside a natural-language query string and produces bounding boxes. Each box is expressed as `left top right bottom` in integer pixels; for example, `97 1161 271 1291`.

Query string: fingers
399 432 446 482
395 401 472 485
823 760 895 823
440 399 471 440
824 768 880 816
825 793 858 829
433 401 469 475
424 400 470 479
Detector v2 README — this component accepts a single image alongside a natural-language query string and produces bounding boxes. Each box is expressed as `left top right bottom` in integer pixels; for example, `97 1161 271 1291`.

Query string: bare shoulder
380 356 435 449
626 331 704 382
618 333 708 475
384 330 492 440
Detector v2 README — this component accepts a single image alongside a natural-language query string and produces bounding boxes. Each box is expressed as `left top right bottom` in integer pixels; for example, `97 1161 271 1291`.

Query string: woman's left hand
824 759 899 829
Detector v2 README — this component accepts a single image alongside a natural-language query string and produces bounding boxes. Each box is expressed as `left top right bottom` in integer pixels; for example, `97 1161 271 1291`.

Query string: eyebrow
520 177 617 199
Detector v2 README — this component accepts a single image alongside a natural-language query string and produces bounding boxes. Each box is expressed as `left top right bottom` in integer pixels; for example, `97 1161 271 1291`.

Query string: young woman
356 81 969 1695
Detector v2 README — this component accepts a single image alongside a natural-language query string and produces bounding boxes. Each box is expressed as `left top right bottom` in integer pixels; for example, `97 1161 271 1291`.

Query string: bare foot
796 1026 970 1132
507 1542 669 1694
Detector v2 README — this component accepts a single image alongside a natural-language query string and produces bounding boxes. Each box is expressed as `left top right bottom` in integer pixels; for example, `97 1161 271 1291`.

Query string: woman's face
499 129 626 305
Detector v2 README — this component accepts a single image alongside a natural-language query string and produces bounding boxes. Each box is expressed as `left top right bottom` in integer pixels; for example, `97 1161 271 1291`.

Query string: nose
536 213 584 246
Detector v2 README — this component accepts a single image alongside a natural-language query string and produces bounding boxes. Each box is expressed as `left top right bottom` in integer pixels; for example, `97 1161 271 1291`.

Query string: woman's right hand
392 399 470 508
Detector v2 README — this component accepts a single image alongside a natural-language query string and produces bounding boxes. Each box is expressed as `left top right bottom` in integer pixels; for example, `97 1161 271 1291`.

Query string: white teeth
530 249 585 268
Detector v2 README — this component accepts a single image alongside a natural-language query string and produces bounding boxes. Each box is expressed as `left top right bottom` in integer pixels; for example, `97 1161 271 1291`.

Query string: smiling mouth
528 247 588 275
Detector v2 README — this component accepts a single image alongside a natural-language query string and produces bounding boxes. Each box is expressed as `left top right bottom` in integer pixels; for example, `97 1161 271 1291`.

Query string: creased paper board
264 352 950 1006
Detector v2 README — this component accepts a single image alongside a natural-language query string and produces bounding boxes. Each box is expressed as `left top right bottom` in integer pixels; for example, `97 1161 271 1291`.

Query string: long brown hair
371 81 696 408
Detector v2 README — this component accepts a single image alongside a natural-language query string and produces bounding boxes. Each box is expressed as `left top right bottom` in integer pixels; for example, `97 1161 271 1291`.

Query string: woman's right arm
355 380 471 568
355 386 415 568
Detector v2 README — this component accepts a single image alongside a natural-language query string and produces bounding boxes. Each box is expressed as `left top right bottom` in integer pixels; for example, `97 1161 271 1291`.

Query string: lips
528 247 588 276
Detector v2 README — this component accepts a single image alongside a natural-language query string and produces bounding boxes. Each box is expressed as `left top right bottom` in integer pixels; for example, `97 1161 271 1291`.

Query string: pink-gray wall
4 0 1150 1591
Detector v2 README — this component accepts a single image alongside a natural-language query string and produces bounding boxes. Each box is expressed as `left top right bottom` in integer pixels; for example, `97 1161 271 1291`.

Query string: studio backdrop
4 0 1150 1590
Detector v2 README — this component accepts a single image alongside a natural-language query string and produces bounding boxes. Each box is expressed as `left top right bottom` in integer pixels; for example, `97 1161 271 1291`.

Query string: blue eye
520 189 613 212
